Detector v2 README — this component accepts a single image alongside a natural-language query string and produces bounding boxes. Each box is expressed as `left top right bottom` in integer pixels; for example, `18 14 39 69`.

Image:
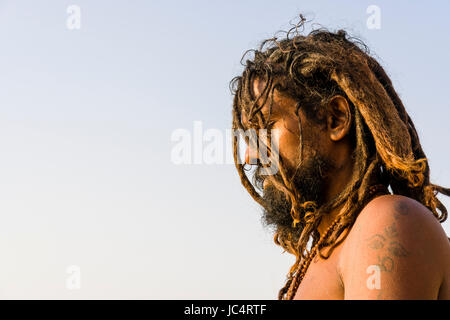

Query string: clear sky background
0 0 448 299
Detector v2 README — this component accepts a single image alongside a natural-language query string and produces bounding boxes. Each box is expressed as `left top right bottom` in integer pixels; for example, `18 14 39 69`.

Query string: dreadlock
230 15 450 299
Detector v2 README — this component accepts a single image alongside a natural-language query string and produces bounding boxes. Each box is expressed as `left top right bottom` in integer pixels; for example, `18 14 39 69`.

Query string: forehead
251 76 267 99
247 76 297 116
239 77 266 126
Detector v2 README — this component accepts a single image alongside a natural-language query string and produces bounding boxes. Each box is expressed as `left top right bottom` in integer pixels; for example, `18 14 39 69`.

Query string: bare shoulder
339 194 450 299
348 194 450 268
347 194 449 245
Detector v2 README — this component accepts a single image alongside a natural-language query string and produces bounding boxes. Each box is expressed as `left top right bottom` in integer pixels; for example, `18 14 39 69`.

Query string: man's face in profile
242 78 336 233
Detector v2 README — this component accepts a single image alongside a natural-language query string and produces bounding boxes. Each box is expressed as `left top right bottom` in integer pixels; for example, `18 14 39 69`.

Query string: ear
326 95 352 141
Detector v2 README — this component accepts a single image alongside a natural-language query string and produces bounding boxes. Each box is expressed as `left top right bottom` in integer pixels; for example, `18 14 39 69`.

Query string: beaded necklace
281 184 389 300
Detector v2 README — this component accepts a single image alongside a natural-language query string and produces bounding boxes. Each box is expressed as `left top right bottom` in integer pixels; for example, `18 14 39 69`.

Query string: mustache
253 165 268 190
253 164 284 191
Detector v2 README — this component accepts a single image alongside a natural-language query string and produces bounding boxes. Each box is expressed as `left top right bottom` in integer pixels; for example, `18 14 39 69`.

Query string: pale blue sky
0 0 448 298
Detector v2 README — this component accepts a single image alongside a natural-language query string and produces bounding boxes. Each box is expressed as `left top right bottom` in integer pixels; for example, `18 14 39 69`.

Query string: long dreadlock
230 15 450 299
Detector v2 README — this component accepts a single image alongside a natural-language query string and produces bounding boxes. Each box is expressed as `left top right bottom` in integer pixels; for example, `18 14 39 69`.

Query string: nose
245 145 259 165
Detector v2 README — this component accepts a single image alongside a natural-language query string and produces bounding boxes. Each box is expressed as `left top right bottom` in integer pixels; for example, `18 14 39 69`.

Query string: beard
256 153 335 241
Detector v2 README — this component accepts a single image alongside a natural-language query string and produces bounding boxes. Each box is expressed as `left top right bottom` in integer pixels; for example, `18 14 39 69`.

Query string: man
230 20 450 299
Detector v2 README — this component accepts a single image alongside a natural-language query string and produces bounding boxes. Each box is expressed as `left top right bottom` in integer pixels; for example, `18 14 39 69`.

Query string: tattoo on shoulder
384 222 398 238
364 219 410 273
366 234 386 250
394 201 409 220
377 255 394 272
387 241 410 257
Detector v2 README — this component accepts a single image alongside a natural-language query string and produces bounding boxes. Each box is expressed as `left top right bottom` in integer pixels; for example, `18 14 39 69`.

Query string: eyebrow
256 92 278 119
242 77 279 126
249 73 257 100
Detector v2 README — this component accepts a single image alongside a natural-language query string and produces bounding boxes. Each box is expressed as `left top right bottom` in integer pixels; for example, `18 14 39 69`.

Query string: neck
316 161 385 237
316 155 355 237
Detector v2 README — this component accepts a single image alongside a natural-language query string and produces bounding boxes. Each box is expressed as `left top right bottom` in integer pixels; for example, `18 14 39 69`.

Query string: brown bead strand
284 214 344 300
282 184 389 300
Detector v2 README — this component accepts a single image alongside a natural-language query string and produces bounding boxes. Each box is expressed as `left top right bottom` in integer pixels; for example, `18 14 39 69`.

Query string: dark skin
242 78 450 299
244 78 356 235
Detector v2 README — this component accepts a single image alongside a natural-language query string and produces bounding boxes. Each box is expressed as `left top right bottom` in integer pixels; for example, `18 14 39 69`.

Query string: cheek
273 119 301 169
